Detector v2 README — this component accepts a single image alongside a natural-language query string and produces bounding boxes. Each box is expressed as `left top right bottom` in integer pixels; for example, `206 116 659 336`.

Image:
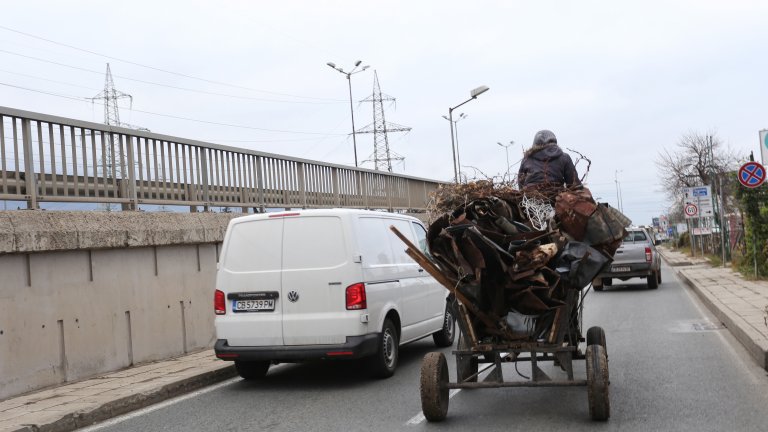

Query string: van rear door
280 215 356 345
217 217 284 347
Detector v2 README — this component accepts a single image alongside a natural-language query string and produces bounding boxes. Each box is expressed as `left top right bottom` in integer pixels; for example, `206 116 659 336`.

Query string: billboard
761 130 768 167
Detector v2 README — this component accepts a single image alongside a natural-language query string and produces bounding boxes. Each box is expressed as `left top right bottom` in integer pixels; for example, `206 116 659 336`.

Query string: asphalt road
82 265 768 432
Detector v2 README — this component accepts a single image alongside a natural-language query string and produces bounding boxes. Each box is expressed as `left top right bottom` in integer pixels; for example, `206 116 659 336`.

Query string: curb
661 253 768 371
10 365 236 432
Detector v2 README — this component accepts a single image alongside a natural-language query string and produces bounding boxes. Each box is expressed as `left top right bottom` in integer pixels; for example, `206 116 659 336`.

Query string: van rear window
283 217 346 269
223 219 283 272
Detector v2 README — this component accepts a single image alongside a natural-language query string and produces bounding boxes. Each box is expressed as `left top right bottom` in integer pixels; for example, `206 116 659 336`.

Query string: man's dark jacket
517 143 581 188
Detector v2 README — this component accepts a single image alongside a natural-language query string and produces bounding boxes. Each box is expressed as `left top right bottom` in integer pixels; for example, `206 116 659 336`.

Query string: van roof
229 208 422 224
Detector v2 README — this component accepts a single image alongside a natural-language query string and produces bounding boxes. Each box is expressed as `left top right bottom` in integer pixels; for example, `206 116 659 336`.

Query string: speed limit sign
684 203 698 218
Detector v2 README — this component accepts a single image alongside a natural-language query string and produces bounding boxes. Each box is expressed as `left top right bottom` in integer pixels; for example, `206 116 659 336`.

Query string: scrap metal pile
420 181 630 345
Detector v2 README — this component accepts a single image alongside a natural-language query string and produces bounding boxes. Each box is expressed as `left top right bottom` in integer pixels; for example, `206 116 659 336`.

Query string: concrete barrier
0 211 238 400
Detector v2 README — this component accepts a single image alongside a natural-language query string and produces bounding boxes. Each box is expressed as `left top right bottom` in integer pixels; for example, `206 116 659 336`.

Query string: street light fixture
447 85 490 183
442 113 468 180
326 60 370 167
614 170 624 213
497 140 514 178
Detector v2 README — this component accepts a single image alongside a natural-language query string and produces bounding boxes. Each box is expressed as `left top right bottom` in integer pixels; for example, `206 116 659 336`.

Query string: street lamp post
447 85 489 183
442 113 467 180
614 169 624 213
327 60 370 167
497 140 514 179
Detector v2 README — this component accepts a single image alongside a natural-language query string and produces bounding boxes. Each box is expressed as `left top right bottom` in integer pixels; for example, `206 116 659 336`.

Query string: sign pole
697 195 704 256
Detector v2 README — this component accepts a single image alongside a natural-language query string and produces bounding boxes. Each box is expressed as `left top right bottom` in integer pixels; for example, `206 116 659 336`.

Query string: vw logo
287 291 299 302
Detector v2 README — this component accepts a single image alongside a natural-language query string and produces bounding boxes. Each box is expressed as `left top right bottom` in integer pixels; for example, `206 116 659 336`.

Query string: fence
0 106 443 212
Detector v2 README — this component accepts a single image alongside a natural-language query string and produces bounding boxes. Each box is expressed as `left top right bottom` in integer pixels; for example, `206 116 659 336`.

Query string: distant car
592 227 661 290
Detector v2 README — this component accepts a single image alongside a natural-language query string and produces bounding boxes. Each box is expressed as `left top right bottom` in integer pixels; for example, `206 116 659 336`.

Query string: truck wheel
234 360 270 380
647 271 659 289
432 304 456 347
367 318 399 379
602 278 613 287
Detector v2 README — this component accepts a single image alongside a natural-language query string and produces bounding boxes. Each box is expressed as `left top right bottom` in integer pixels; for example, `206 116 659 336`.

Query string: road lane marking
405 359 503 426
405 389 461 425
77 377 242 431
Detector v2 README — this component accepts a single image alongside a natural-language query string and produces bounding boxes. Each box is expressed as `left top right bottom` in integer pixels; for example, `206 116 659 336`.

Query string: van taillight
346 283 367 310
645 247 652 262
214 289 226 315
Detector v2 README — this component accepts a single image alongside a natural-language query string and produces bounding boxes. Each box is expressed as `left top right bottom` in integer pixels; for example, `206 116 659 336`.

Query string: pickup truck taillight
645 247 652 262
214 289 226 315
346 283 367 310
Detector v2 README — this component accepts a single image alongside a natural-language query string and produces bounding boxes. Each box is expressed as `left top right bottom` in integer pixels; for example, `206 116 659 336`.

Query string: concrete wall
0 211 238 400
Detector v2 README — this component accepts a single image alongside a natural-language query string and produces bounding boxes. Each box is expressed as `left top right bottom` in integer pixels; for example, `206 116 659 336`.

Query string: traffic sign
738 161 766 188
682 186 713 218
684 203 698 217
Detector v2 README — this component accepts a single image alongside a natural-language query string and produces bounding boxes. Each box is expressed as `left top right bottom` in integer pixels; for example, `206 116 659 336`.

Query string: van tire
235 360 270 380
432 304 456 347
367 318 399 379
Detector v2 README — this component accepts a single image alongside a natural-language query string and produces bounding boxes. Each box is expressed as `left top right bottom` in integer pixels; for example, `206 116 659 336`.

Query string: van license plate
612 266 631 272
232 299 275 312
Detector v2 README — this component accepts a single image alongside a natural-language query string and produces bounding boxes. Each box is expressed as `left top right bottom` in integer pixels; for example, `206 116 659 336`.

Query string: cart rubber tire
592 278 604 292
432 304 456 347
420 352 449 422
586 344 610 421
456 333 478 383
647 271 659 289
234 360 270 380
367 318 399 379
586 326 607 349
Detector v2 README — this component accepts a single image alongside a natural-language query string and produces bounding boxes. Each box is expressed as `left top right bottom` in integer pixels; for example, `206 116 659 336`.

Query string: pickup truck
592 227 661 291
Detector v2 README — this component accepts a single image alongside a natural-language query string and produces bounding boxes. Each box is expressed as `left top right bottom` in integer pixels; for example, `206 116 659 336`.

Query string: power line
0 82 347 136
0 49 343 104
0 24 343 102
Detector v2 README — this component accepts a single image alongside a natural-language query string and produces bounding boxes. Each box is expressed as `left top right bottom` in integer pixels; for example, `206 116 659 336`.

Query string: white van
213 209 455 379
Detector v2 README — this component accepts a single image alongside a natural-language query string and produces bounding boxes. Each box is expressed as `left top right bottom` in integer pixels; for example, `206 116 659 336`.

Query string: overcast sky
2 1 767 224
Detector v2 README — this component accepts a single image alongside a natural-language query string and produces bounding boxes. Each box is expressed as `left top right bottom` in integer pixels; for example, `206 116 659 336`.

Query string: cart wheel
420 352 449 422
592 278 604 291
586 326 606 350
586 344 610 421
456 333 478 383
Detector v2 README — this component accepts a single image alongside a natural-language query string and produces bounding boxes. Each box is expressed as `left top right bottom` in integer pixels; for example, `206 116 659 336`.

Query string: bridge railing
0 106 443 211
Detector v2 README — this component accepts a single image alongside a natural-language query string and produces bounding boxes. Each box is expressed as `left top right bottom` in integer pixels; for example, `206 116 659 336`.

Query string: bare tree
655 131 740 207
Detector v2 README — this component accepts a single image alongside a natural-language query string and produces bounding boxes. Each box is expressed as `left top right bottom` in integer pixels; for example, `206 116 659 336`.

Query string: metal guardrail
0 106 444 211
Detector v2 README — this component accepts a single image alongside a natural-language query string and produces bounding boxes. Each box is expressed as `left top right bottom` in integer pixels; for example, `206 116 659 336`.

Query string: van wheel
367 318 399 379
235 360 270 380
432 304 456 347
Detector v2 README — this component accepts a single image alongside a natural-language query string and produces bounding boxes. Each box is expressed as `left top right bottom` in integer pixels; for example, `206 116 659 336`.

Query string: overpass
0 106 443 212
0 106 445 400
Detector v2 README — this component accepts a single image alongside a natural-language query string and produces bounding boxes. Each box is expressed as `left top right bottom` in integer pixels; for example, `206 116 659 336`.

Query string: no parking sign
738 161 766 188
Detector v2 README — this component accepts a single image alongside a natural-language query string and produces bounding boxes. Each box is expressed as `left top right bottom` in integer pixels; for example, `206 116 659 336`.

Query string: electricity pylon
357 71 410 172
